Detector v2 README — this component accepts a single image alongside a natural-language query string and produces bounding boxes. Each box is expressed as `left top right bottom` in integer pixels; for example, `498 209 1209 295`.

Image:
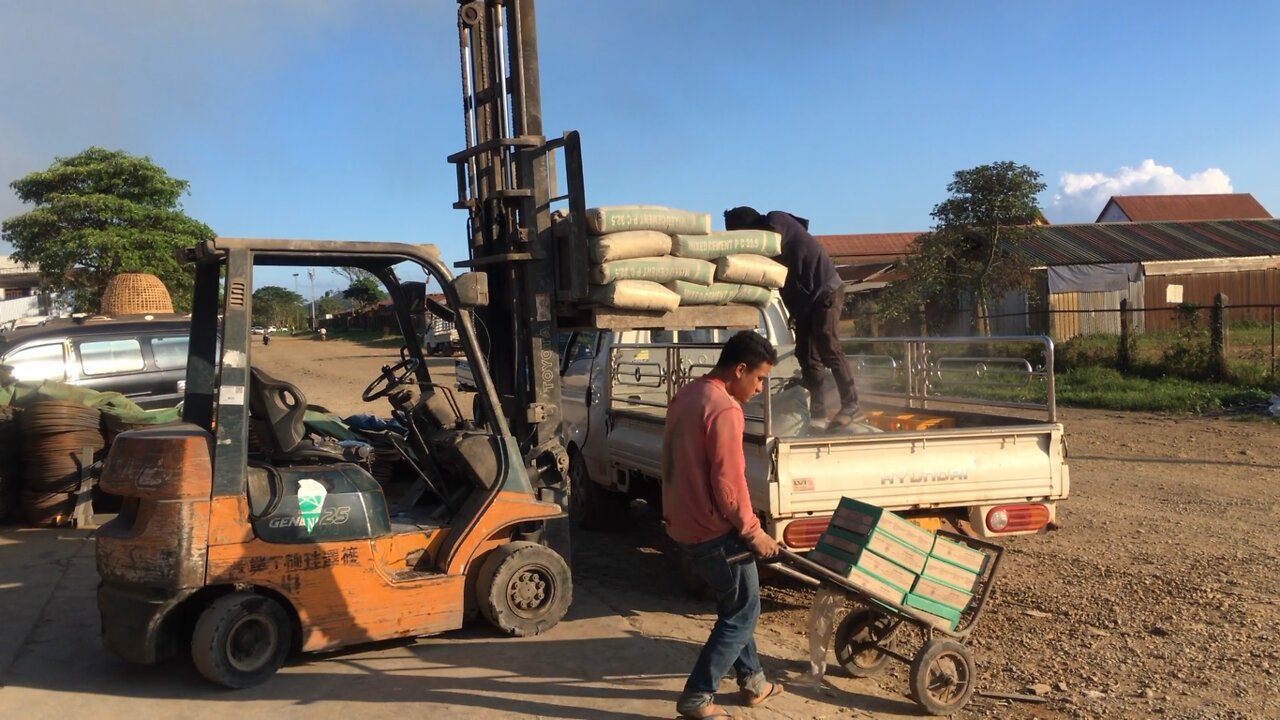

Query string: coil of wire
20 400 106 527
0 406 22 522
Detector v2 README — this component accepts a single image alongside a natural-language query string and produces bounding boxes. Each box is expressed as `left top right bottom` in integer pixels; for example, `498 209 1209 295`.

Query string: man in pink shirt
663 331 783 720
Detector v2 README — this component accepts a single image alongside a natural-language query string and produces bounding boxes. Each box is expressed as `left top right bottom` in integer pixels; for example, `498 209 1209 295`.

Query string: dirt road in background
254 335 1280 719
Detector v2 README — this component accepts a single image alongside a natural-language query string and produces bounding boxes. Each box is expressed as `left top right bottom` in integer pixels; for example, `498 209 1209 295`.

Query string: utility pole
293 273 301 330
308 267 316 330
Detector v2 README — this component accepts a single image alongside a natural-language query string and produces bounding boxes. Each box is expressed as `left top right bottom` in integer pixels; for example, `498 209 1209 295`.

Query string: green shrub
1056 333 1118 373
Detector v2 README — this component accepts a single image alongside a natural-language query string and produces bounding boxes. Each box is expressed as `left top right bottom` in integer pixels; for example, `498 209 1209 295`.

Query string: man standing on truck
724 206 861 430
662 330 784 720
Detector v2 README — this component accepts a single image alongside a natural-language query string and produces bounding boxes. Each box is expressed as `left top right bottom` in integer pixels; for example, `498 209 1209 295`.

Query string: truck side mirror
454 272 488 308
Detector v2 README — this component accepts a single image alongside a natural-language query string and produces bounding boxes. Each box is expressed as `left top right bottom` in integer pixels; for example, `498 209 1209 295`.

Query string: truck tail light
782 517 829 548
986 503 1050 533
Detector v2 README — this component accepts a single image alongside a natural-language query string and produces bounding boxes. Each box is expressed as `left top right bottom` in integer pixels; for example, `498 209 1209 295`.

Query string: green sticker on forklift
297 478 327 533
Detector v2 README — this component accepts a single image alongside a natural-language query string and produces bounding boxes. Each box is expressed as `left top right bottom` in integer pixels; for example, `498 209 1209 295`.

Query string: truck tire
191 592 292 688
476 541 572 637
568 452 629 530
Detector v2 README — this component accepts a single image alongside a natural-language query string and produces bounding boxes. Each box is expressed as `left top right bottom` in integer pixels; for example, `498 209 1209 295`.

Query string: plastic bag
796 585 844 686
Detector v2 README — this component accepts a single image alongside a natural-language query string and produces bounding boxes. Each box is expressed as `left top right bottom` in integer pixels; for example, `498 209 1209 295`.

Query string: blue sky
2 0 1279 296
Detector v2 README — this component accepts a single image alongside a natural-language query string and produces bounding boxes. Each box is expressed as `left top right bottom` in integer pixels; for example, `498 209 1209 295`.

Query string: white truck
557 298 1069 548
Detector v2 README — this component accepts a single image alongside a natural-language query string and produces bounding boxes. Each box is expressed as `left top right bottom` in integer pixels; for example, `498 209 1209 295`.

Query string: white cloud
1050 159 1233 222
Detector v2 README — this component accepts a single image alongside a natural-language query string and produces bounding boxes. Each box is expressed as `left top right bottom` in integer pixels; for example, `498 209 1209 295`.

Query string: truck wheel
476 541 572 637
908 638 975 715
834 608 898 678
568 453 629 530
191 592 292 688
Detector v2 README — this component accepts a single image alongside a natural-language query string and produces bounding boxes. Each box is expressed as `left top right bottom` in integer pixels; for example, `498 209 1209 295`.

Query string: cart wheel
833 609 898 678
908 638 976 716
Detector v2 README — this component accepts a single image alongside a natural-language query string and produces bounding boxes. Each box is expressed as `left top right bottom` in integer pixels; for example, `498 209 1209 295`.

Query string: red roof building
1096 193 1271 223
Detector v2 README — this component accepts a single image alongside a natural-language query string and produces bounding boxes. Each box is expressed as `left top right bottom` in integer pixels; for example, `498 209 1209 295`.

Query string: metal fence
979 300 1280 376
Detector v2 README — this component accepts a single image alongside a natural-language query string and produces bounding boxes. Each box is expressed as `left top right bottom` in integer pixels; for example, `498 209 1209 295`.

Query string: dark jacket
766 211 841 318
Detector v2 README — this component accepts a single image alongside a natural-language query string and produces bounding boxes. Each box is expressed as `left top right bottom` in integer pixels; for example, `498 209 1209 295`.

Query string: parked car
251 326 266 335
0 315 193 409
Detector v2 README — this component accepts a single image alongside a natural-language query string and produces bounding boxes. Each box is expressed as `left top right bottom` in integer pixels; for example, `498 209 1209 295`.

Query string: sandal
743 680 784 707
827 409 864 431
677 704 740 720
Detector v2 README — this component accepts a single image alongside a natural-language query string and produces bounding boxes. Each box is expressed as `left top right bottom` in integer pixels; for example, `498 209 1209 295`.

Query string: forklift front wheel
191 592 292 688
476 541 572 637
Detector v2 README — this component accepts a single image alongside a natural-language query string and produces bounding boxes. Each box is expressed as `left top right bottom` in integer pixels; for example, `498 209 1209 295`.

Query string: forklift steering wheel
363 357 421 402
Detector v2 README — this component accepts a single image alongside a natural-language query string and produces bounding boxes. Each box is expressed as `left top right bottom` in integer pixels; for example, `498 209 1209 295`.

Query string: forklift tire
476 541 572 637
191 592 292 688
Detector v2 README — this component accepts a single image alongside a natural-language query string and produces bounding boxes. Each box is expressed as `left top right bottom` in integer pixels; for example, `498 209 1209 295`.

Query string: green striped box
930 534 988 574
831 498 936 555
921 554 980 593
807 548 906 606
903 592 963 631
822 523 927 574
815 530 917 594
911 575 973 612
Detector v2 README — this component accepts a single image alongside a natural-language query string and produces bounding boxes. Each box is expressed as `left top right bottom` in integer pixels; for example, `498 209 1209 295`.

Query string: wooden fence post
1210 293 1229 380
1118 299 1132 372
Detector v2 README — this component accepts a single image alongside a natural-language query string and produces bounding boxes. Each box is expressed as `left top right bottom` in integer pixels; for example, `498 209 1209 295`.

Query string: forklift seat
249 366 349 464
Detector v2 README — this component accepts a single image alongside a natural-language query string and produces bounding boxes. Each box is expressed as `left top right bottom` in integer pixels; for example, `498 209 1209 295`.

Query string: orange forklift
96 0 596 687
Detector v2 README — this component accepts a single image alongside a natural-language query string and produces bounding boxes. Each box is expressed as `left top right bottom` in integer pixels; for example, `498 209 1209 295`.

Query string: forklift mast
450 0 585 493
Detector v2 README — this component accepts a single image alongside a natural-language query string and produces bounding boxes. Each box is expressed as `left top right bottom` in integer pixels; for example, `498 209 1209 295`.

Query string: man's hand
746 530 780 559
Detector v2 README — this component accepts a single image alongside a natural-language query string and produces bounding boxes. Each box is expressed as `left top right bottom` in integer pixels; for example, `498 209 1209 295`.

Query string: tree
1 147 215 312
252 286 304 328
342 276 386 313
332 267 373 285
317 290 346 317
879 161 1046 335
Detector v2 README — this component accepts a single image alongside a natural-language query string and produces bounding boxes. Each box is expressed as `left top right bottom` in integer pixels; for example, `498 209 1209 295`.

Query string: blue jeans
677 532 767 716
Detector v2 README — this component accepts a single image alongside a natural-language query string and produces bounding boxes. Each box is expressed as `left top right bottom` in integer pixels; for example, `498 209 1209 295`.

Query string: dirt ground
254 334 1280 719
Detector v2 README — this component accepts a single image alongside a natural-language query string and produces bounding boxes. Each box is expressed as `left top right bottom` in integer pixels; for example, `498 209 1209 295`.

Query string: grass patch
1057 367 1270 413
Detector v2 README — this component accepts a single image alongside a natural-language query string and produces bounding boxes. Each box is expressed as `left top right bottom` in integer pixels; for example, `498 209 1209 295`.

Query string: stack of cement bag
577 205 789 312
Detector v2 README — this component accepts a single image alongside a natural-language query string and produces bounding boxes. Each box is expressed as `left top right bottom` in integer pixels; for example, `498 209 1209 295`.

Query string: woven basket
101 273 174 315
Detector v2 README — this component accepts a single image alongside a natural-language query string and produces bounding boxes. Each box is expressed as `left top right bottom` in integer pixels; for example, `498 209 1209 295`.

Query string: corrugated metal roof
1021 219 1280 266
817 232 923 263
1097 193 1271 222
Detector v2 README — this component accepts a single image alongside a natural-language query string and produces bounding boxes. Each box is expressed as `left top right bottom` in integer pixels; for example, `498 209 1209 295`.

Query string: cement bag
589 280 680 312
591 256 716 286
665 281 741 306
589 231 673 263
733 284 773 306
671 230 783 260
770 383 811 437
586 205 712 235
716 254 788 288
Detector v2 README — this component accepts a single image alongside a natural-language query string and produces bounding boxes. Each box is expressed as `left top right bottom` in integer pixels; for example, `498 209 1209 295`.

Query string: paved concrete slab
0 528 919 719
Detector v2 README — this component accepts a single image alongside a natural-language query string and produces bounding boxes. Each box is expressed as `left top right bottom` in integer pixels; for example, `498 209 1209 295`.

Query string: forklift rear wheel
834 608 899 678
477 541 572 637
191 592 292 688
908 638 975 715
